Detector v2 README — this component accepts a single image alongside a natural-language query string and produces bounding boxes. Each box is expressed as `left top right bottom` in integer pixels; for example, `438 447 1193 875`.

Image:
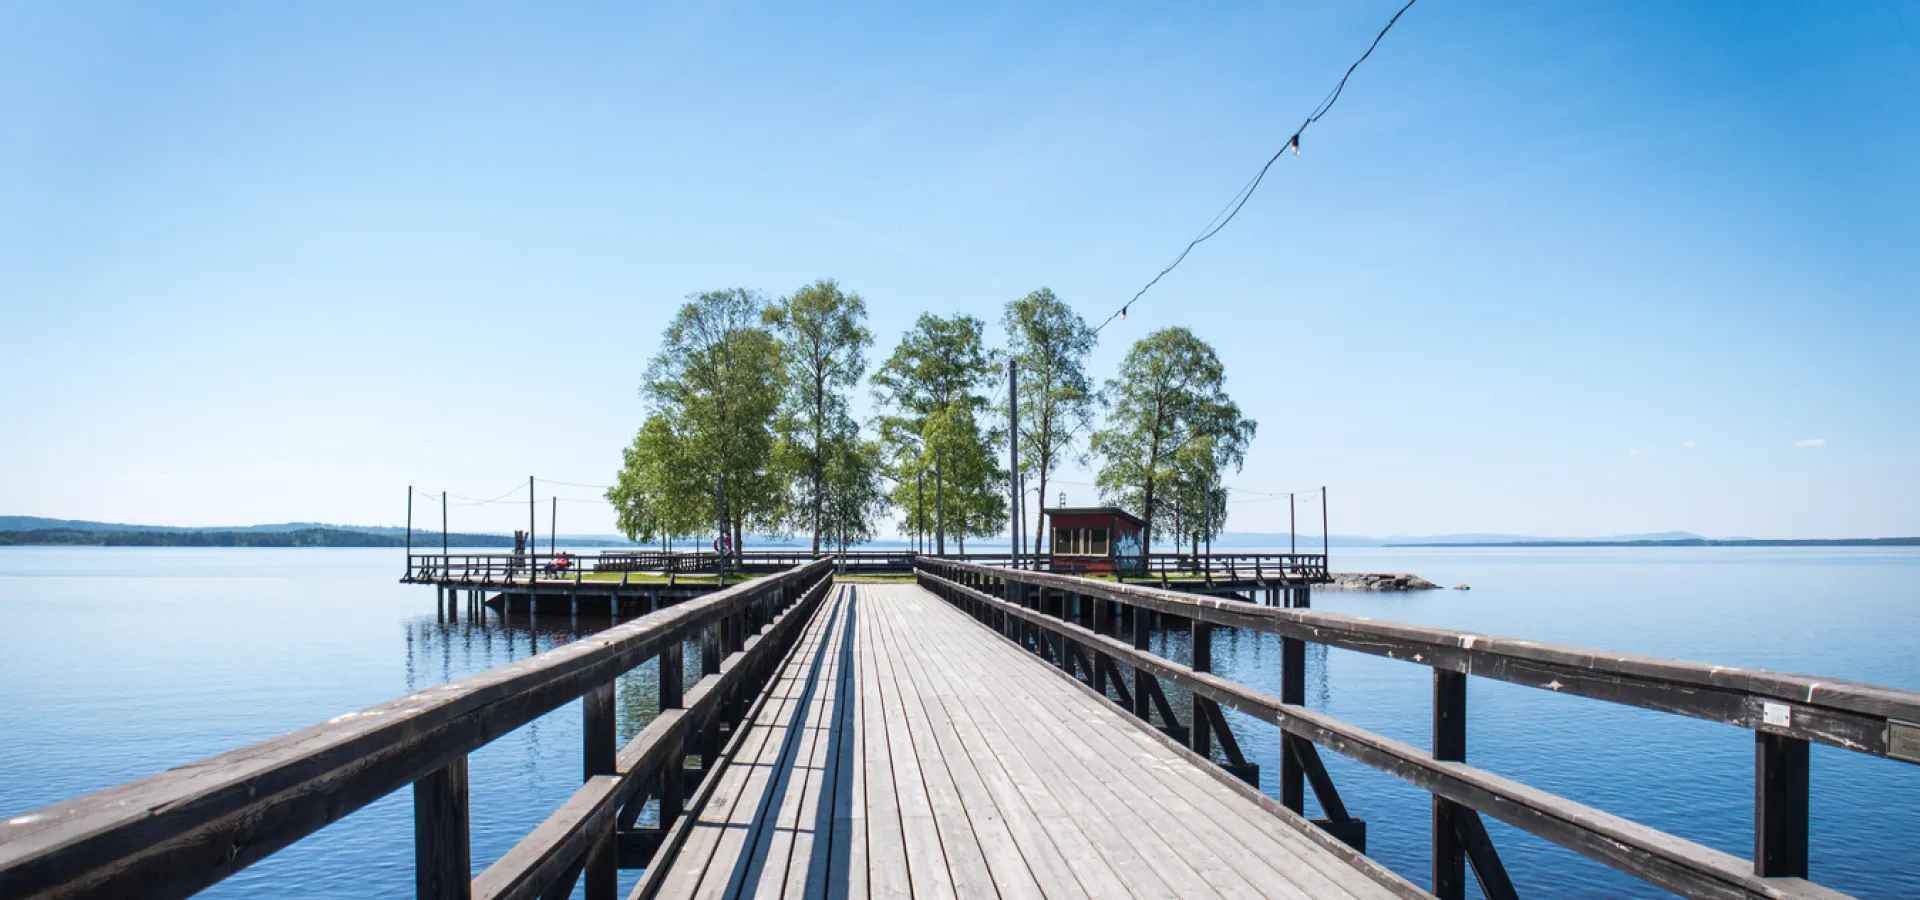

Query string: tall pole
441 491 448 556
916 472 924 554
405 487 413 566
1007 358 1021 570
717 473 728 580
1290 493 1296 555
1321 486 1329 559
935 451 945 556
549 496 556 554
528 476 536 562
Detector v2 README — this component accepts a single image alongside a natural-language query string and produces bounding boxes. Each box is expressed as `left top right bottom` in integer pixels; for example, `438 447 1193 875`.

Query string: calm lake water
0 546 1914 897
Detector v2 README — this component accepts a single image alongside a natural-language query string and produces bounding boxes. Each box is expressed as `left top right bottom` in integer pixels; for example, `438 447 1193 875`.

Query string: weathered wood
887 583 1420 899
581 683 616 900
1453 807 1518 900
1756 731 1810 878
473 571 832 900
919 560 1920 762
414 756 471 900
1433 670 1467 900
1282 632 1307 813
918 567 1860 900
0 560 833 900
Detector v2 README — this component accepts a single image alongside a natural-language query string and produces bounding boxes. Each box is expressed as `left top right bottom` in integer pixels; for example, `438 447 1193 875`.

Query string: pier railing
406 549 1335 585
916 557 1919 900
1136 550 1332 584
0 559 836 900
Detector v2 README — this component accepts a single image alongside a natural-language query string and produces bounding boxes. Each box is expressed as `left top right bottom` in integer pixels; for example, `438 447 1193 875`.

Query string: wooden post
1321 486 1329 560
1755 732 1810 877
406 487 414 575
1132 603 1151 721
1281 634 1306 813
1007 359 1019 569
583 682 616 900
1433 670 1468 900
414 756 470 900
1092 597 1111 697
1192 620 1214 760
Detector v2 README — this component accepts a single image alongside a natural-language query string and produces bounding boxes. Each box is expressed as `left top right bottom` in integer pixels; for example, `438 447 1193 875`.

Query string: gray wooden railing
916 557 1919 900
0 559 836 900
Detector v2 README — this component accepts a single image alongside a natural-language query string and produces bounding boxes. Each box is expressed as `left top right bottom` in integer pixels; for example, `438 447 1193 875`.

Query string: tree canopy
1002 288 1097 556
1089 327 1255 554
872 313 1002 549
639 288 787 557
765 279 872 553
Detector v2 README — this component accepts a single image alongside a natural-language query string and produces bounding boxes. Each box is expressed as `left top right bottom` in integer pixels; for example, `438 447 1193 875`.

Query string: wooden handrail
0 559 835 900
920 560 1920 749
916 558 1916 900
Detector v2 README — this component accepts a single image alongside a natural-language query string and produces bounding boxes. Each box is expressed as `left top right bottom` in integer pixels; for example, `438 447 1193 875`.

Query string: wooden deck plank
872 585 1226 899
750 588 849 898
889 588 1352 899
865 589 998 899
655 591 842 900
864 586 959 899
647 581 1422 900
857 587 914 899
826 587 869 900
865 587 1096 900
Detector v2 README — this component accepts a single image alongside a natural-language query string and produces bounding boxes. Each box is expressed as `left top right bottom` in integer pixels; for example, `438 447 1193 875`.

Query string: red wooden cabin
1043 506 1146 575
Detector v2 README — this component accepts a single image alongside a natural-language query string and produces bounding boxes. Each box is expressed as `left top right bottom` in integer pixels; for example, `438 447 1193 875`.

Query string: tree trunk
1034 469 1048 558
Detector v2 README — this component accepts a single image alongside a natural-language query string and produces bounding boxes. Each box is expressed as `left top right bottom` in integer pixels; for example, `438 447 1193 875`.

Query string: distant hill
1208 531 1708 548
0 528 515 548
1392 537 1920 548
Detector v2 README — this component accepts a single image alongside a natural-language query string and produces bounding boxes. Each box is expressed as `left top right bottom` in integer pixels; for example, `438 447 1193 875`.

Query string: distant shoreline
1388 538 1920 548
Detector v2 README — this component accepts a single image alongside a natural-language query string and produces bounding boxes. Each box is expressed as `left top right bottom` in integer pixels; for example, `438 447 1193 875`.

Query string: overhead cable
1095 0 1421 334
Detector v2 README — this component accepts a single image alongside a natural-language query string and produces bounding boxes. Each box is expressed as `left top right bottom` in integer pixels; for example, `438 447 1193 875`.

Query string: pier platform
641 583 1419 899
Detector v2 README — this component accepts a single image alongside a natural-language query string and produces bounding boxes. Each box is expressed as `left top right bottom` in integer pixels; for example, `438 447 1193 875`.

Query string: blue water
0 546 1914 897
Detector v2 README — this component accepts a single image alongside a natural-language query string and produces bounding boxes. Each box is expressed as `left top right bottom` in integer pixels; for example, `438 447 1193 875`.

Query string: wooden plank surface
647 582 1417 899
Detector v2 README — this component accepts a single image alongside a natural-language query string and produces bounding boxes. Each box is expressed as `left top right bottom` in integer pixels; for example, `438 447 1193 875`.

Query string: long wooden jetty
3 556 1916 899
402 549 1332 618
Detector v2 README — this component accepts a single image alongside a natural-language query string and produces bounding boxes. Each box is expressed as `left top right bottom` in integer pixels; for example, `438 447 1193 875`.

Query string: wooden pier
3 557 1916 899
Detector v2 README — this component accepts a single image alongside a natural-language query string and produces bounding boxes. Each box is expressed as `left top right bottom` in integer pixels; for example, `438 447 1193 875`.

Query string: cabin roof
1041 506 1146 529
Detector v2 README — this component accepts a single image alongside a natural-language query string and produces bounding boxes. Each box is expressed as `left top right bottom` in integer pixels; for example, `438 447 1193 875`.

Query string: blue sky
1 1 1914 539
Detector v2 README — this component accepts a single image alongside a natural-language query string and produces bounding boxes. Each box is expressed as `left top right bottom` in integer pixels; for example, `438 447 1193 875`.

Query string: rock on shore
1317 572 1442 591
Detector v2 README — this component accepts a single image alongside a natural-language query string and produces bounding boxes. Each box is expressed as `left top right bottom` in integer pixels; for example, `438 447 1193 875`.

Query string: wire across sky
1094 0 1422 334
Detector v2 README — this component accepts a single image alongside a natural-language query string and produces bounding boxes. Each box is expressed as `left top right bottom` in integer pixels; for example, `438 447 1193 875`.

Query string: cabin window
1051 526 1114 557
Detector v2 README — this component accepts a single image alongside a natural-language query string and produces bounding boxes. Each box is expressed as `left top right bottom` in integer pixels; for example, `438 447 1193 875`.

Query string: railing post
1192 620 1214 760
1092 595 1111 697
658 642 686 828
1755 732 1810 877
1281 633 1306 813
583 682 616 900
1433 670 1468 900
414 755 471 900
1131 603 1151 721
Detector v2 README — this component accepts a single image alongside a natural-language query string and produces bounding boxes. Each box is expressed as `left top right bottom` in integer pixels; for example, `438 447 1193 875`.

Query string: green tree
606 413 706 550
642 288 788 562
765 279 873 554
1161 434 1231 556
819 434 888 552
1090 327 1256 555
872 313 1000 549
1002 288 1097 556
